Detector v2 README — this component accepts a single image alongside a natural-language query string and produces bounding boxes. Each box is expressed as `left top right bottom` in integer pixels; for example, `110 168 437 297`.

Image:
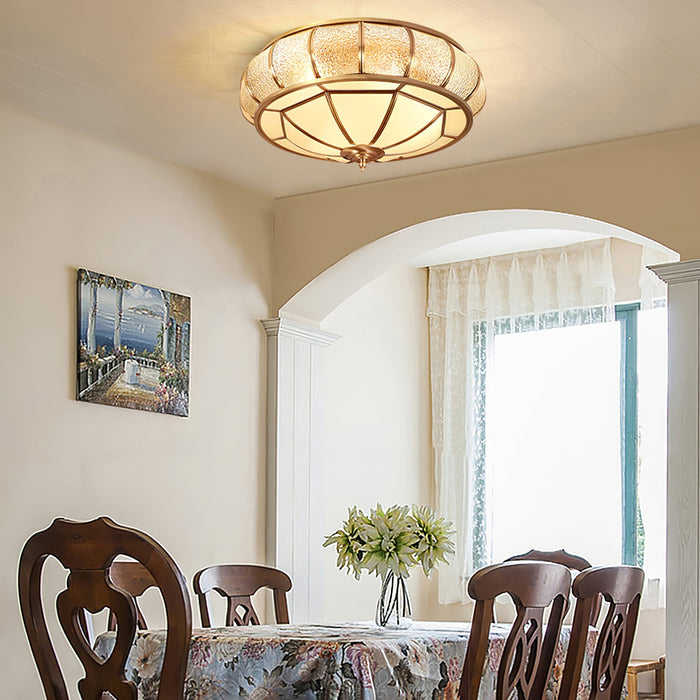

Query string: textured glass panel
401 84 459 110
325 79 399 92
284 95 349 147
245 47 280 102
267 85 324 111
444 108 468 137
276 138 346 161
383 119 444 155
311 23 360 78
259 110 285 140
408 30 452 86
271 30 315 86
467 77 487 116
444 50 480 100
329 92 393 145
375 92 441 148
283 119 342 156
363 22 410 76
239 80 258 123
275 137 323 158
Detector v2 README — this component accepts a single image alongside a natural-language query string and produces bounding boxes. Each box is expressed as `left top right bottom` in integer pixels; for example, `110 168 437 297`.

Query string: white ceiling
2 0 700 198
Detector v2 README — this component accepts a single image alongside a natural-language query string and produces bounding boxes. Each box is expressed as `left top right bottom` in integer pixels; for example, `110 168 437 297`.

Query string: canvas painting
77 269 190 416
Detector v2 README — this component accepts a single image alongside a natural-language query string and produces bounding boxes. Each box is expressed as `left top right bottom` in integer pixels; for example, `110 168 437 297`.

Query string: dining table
94 620 599 700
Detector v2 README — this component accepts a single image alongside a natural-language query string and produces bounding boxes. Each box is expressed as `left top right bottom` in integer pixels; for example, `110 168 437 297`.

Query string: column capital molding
650 258 700 285
261 317 339 347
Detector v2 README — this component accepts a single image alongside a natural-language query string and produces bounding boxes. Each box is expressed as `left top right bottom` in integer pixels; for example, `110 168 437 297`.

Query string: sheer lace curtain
427 238 669 606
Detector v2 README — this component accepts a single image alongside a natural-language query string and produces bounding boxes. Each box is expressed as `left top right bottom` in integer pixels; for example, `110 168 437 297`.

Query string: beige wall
273 126 700 311
319 265 433 621
0 105 273 697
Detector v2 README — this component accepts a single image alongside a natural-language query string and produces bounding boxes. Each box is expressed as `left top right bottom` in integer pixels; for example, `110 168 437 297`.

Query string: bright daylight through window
428 237 673 606
486 305 667 587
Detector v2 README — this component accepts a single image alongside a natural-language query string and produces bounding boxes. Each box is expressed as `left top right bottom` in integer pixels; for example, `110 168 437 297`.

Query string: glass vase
375 571 412 628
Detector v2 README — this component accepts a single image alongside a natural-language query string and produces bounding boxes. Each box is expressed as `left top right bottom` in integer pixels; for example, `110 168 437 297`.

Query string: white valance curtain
427 238 669 606
428 239 616 327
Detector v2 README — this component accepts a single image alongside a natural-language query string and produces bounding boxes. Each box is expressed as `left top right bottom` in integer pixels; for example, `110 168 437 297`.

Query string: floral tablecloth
94 621 598 700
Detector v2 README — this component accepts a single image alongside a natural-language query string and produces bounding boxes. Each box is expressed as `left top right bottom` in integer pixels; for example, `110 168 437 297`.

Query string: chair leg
655 665 665 699
626 672 638 700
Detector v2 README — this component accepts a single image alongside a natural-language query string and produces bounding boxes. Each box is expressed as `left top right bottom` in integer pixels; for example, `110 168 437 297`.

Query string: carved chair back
107 561 159 631
506 548 592 570
76 561 159 643
193 564 292 627
18 517 192 700
506 548 601 625
459 561 571 700
558 566 644 700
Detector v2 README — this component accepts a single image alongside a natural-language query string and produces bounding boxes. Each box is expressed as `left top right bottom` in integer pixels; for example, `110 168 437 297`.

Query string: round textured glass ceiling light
240 18 485 170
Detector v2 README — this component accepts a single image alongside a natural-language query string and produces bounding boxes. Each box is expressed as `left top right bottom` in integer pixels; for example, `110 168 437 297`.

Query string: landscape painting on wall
77 269 190 417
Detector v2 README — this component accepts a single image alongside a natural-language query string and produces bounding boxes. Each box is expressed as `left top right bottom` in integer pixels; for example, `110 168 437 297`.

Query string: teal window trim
472 303 644 567
615 303 641 566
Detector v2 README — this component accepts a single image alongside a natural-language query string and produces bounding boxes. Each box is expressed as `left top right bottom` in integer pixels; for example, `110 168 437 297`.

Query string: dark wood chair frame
458 560 572 700
18 516 192 700
107 561 159 631
506 548 602 625
506 548 593 571
75 561 159 645
193 564 292 627
558 565 644 700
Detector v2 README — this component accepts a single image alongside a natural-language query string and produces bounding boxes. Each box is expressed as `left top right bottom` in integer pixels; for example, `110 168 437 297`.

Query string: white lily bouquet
323 504 455 627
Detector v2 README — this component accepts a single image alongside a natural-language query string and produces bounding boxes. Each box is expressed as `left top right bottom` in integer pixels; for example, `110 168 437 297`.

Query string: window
427 238 673 605
476 304 666 572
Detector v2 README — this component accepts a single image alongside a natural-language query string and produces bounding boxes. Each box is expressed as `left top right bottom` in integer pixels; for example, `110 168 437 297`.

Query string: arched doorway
264 209 692 695
280 209 674 323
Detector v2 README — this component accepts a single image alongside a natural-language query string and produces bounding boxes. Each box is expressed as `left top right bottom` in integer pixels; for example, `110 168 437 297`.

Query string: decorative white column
262 317 338 623
651 259 700 699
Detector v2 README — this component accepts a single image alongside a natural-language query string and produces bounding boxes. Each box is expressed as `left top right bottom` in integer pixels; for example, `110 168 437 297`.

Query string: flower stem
376 572 412 628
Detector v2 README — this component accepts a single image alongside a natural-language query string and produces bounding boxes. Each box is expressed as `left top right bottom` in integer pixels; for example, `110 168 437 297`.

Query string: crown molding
261 317 339 347
650 259 700 284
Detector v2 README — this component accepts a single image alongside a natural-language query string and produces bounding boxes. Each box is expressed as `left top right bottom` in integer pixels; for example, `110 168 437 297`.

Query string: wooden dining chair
505 548 592 571
18 516 192 700
75 560 159 644
193 564 292 627
107 561 159 631
506 548 601 625
558 565 644 700
458 560 571 700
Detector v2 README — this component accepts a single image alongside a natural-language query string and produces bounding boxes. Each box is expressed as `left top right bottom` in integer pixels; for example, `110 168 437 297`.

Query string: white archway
266 209 696 697
280 209 675 322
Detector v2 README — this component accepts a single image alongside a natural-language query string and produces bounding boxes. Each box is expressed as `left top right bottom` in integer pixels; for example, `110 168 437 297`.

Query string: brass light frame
240 18 485 170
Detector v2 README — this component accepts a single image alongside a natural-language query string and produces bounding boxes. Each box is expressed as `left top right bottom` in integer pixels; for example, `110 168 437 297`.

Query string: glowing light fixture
240 18 485 170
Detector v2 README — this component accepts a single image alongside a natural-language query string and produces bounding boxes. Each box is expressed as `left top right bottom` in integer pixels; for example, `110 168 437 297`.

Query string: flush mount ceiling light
240 18 485 170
